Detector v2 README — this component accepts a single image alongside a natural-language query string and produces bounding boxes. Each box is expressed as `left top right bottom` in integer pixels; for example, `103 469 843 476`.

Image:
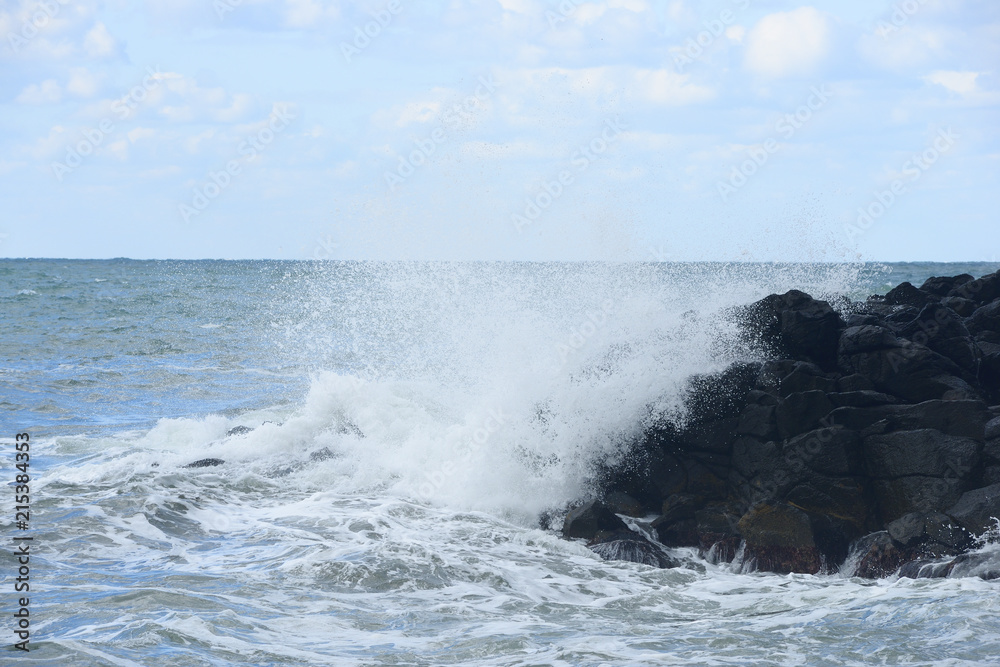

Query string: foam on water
14 260 1000 665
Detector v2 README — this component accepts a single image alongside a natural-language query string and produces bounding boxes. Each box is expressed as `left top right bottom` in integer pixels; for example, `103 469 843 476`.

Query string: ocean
3 259 1000 666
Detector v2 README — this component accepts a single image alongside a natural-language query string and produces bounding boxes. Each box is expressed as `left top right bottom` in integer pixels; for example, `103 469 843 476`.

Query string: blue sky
1 0 997 260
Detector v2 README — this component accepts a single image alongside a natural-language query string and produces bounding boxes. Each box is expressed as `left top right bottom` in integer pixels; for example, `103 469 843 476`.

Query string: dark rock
827 391 899 408
588 530 679 568
985 468 1000 486
562 500 629 540
845 312 882 327
837 373 876 392
921 274 974 297
684 362 761 425
864 428 979 479
695 504 743 561
778 362 838 397
776 391 834 439
887 511 971 554
941 297 977 317
986 417 1000 441
679 418 738 454
604 491 645 517
884 282 934 308
969 300 1000 336
784 477 869 536
659 493 700 524
873 477 966 524
741 291 845 370
183 458 225 468
951 271 1000 305
783 427 862 476
839 335 975 403
737 404 777 439
946 483 1000 537
831 400 988 441
839 325 900 355
851 531 904 578
226 425 253 436
898 559 954 579
737 502 823 574
652 517 699 547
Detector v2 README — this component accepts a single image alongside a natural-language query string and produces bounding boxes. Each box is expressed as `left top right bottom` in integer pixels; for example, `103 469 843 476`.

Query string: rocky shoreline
561 270 1000 580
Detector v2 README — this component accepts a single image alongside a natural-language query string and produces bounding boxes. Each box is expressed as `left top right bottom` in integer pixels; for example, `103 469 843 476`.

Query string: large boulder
588 530 679 568
864 429 980 522
563 500 629 540
946 483 1000 537
737 502 823 574
741 291 845 371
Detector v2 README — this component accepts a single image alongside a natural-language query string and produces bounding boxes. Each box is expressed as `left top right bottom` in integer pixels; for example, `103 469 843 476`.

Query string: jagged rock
883 282 935 308
183 458 225 468
694 504 743 561
776 390 834 439
783 427 862 476
986 417 1000 441
921 274 974 297
603 491 645 517
851 531 904 578
827 390 899 408
941 296 977 317
737 502 822 574
887 511 971 556
778 362 838 397
226 425 253 436
952 271 1000 305
683 362 761 425
946 483 1000 537
588 530 679 568
742 291 845 370
652 517 699 547
562 500 629 540
837 373 877 392
737 404 777 439
969 300 1000 336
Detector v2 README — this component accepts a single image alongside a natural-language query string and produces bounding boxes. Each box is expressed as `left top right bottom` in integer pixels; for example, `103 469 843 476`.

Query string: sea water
3 259 1000 666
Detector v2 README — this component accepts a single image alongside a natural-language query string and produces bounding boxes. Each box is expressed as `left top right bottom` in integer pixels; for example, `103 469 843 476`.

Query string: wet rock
603 491 645 517
883 282 935 308
783 427 863 477
588 530 679 568
741 291 845 370
694 504 743 561
851 531 905 578
778 362 838 397
226 425 253 436
737 404 777 439
969 300 1000 337
775 390 834 439
941 297 977 317
652 517 699 547
921 274 974 297
951 270 1000 305
863 429 980 479
946 483 1000 537
562 500 629 540
183 458 225 468
887 511 971 556
737 502 822 574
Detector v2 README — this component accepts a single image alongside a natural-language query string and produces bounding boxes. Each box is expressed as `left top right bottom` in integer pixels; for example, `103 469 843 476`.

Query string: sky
0 0 997 261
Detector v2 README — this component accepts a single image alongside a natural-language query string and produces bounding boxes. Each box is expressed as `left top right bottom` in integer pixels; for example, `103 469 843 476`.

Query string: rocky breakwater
561 270 1000 578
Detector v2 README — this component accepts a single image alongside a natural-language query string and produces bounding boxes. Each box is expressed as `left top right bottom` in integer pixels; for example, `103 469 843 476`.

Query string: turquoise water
3 260 999 665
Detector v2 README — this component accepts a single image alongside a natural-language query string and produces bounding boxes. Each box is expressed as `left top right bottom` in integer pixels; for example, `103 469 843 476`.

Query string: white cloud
924 70 979 95
84 21 117 58
744 7 832 78
725 25 745 44
67 68 99 97
857 26 949 71
15 79 62 105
